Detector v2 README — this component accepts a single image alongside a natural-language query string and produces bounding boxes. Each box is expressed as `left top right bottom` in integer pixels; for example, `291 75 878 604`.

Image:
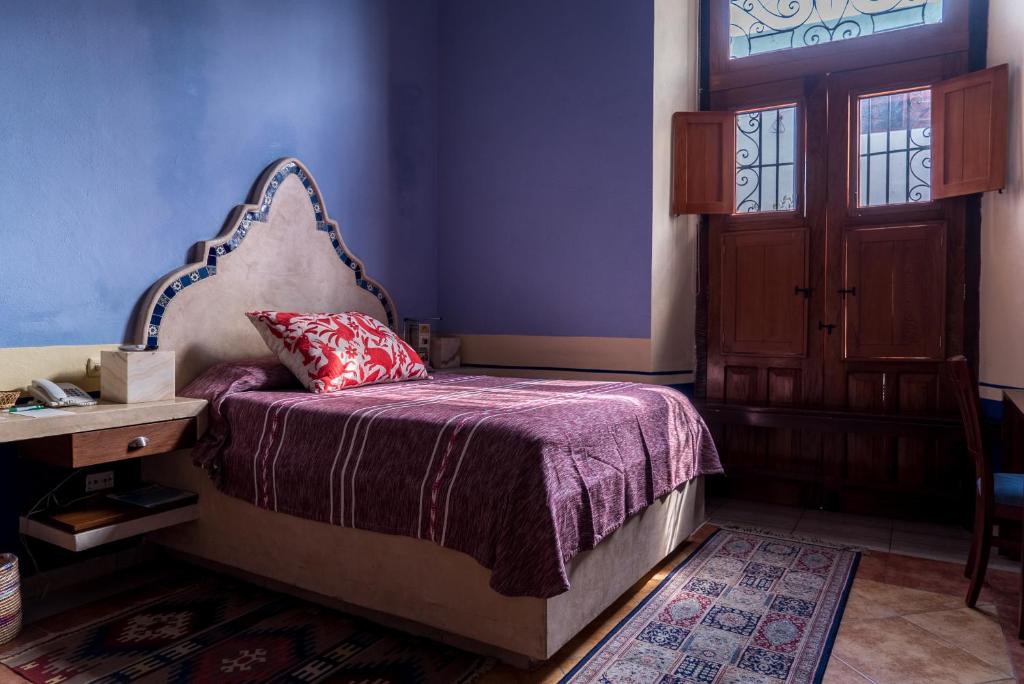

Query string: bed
136 158 722 664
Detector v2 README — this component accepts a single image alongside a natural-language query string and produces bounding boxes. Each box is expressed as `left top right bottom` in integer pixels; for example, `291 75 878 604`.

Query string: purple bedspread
183 359 722 598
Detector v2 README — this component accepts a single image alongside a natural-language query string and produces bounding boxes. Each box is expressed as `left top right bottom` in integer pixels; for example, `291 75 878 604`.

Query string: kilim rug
562 529 859 684
0 574 492 683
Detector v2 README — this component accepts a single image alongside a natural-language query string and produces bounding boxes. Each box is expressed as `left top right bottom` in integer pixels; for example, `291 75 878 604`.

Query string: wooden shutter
671 111 735 215
720 228 808 357
843 223 946 360
931 64 1009 199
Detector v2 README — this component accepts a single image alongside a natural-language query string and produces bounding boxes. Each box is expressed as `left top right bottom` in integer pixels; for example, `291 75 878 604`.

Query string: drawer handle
128 436 150 450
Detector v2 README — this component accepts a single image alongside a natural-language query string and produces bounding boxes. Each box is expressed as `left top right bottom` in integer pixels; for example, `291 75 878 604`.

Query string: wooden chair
947 355 1024 637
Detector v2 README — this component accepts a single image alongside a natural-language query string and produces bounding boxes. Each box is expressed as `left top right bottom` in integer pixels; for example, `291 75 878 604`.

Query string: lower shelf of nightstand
19 503 199 552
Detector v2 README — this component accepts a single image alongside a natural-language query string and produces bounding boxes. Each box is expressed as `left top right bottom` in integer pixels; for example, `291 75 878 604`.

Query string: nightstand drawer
18 418 197 468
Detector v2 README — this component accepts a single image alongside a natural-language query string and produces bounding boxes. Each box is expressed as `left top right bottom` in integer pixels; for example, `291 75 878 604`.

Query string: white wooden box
101 351 175 404
430 335 461 369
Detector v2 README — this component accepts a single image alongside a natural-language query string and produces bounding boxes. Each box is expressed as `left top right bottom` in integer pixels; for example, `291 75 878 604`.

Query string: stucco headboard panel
135 158 396 389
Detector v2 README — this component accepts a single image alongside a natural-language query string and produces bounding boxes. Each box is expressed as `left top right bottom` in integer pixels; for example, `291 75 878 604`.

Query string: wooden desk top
0 397 207 444
1005 389 1024 414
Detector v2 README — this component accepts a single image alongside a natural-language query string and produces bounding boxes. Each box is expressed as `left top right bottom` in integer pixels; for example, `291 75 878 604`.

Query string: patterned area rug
0 575 492 683
562 529 859 684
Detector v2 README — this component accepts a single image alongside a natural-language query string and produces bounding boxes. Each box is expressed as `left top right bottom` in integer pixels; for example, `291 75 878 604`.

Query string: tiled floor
706 497 1021 572
3 502 1023 683
480 512 1024 683
826 549 1023 683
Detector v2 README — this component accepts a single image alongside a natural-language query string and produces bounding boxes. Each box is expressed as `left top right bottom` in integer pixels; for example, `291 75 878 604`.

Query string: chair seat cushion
992 473 1024 507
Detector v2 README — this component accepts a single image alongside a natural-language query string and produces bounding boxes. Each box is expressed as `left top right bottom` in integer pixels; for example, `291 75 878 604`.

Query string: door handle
837 287 857 298
818 321 837 335
794 286 812 298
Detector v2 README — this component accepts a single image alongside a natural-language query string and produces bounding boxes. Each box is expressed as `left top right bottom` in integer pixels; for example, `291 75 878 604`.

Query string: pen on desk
8 405 44 413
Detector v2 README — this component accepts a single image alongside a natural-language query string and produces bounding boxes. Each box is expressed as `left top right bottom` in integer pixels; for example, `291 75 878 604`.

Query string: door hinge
794 286 813 298
837 287 857 298
818 321 837 335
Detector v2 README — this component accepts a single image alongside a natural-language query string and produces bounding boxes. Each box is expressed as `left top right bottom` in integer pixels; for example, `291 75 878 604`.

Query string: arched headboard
135 158 397 389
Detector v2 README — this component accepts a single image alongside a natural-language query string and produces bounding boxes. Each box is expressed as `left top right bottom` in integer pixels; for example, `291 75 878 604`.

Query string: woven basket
0 390 19 411
0 554 21 645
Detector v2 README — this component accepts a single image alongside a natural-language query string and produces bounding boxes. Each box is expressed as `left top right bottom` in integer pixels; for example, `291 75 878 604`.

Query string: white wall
981 0 1024 400
651 0 700 375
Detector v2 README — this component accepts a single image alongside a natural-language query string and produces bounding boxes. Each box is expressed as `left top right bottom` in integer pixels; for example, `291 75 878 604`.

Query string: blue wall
437 0 655 339
0 0 656 346
0 0 438 347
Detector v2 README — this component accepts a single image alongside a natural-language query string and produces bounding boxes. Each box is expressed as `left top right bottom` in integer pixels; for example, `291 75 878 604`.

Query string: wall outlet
85 471 114 492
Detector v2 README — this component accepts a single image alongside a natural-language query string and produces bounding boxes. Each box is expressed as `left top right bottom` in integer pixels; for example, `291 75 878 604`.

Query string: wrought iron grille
736 105 797 214
729 0 943 60
858 88 931 207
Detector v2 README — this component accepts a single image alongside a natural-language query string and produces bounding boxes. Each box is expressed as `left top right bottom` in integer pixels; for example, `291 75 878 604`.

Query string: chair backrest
946 355 990 493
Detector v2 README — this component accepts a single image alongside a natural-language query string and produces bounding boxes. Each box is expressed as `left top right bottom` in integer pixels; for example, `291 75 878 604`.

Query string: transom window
857 88 931 207
735 105 797 214
729 0 944 60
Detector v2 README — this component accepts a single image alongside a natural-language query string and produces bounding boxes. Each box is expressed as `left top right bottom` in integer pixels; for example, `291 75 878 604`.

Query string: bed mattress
183 359 722 598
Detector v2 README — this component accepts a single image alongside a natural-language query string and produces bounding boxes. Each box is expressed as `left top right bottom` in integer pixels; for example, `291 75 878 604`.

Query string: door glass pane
857 88 931 207
730 0 943 60
736 105 797 214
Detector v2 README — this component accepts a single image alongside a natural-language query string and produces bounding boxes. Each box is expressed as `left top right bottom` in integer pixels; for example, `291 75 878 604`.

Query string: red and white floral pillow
246 310 428 393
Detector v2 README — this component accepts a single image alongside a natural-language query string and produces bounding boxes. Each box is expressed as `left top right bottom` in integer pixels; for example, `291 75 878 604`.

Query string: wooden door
687 2 1006 519
822 56 968 514
706 77 827 506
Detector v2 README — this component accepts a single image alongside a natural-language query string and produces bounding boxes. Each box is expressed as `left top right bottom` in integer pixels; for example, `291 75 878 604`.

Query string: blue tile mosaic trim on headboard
144 160 395 348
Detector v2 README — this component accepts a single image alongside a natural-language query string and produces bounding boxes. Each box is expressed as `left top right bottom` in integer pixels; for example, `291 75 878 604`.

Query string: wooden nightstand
0 398 207 552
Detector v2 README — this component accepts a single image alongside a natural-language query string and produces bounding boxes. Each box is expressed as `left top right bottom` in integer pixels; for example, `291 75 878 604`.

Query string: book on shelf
39 485 197 534
107 484 197 509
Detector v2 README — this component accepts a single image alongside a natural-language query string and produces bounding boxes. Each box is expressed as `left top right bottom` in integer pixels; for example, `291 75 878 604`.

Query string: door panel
843 372 892 486
895 373 939 493
721 229 808 356
846 371 886 413
898 374 938 414
843 223 946 360
724 366 758 403
767 368 801 405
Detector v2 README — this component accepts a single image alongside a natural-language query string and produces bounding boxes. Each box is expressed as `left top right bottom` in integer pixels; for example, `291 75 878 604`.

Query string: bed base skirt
143 452 705 663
